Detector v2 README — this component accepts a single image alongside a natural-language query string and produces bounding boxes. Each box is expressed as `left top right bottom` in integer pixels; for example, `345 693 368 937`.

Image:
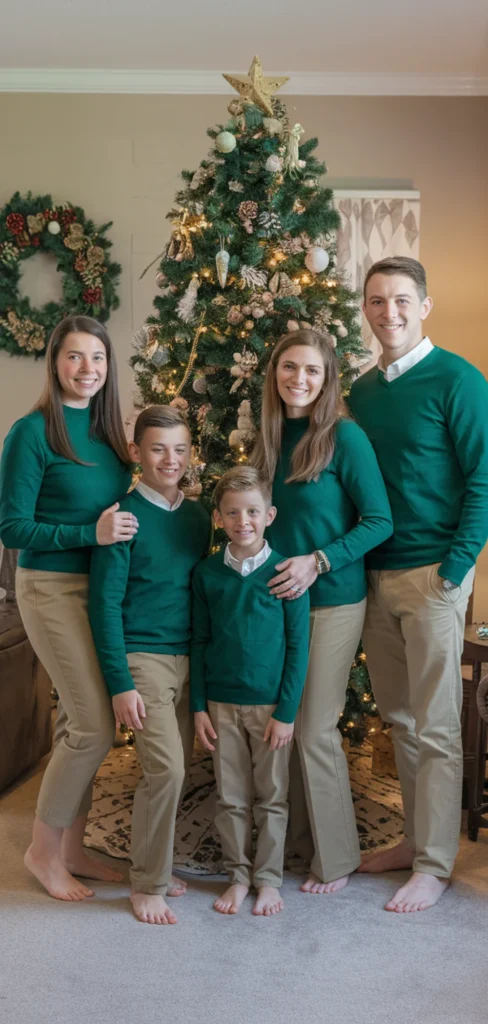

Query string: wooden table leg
468 660 482 841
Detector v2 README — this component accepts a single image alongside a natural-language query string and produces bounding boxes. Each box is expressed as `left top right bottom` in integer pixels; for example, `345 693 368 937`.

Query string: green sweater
89 488 210 696
266 417 393 606
0 406 131 573
190 548 310 723
348 346 488 585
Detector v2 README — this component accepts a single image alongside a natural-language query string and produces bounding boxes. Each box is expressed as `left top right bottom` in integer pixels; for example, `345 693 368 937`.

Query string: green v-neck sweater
348 346 488 585
266 417 393 606
0 406 131 573
190 548 310 723
89 488 211 696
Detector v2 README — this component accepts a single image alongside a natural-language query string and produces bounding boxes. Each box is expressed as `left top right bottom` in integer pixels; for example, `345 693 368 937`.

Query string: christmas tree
131 58 378 744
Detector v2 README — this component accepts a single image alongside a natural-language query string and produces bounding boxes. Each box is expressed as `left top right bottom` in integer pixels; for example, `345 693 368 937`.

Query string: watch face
442 579 457 591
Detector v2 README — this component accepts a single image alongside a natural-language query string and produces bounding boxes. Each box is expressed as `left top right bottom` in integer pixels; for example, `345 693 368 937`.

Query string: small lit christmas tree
132 57 377 743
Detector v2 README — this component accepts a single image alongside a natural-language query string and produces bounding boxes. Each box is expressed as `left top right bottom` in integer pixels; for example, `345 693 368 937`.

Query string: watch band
314 550 330 575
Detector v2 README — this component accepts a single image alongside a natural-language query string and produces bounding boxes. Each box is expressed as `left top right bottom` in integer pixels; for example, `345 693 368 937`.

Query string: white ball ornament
265 154 283 173
47 220 61 235
304 246 330 275
215 131 237 154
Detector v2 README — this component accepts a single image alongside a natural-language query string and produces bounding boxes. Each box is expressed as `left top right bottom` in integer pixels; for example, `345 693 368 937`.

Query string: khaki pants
289 600 366 882
127 652 193 895
363 563 475 878
15 568 115 829
208 702 291 888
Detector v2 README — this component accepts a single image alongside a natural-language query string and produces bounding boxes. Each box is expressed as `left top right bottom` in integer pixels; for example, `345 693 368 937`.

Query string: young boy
89 405 210 925
191 466 310 917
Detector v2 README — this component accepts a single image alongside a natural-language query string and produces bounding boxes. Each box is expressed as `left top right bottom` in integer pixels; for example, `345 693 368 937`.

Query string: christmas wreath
0 192 121 357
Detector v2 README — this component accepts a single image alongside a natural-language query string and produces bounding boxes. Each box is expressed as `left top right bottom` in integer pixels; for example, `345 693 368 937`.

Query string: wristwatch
441 578 458 591
313 550 331 575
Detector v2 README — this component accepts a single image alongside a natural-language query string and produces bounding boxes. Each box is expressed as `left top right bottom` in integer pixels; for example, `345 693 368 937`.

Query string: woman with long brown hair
252 330 392 894
0 315 136 902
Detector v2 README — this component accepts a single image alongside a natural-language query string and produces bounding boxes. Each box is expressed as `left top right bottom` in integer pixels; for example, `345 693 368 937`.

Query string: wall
0 93 487 608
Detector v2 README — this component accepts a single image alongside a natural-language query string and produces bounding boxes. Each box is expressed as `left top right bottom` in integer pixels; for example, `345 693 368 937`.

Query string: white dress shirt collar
378 336 434 382
224 540 271 577
136 480 184 511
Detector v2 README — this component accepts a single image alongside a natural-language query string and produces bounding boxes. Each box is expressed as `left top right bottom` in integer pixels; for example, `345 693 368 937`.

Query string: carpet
84 740 404 872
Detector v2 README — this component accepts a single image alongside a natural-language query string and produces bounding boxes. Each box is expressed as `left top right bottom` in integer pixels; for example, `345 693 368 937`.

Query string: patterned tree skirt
84 741 404 875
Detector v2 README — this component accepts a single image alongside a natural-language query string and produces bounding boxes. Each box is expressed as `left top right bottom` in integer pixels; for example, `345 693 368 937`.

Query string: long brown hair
251 330 347 483
33 315 130 466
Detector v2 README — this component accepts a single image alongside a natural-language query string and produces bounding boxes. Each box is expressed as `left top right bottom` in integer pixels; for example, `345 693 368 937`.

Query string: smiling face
275 344 326 418
363 273 433 366
214 487 276 560
129 424 191 502
56 331 108 406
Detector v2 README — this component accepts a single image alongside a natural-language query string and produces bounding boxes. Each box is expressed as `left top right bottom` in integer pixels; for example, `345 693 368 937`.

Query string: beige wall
1 93 487 609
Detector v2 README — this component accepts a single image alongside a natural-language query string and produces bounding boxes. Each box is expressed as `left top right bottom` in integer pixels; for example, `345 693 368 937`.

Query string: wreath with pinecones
0 192 121 357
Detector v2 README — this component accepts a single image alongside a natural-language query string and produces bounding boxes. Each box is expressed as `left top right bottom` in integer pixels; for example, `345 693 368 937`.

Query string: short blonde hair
213 466 272 509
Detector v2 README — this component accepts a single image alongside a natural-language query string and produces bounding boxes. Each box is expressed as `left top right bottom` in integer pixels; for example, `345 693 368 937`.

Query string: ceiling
1 0 487 88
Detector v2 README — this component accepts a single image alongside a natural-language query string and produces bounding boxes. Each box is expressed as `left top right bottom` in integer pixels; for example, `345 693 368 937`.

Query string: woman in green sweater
252 329 392 895
0 315 134 902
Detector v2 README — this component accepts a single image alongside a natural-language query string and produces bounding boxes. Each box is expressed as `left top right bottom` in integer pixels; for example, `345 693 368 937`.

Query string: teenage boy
349 256 488 913
191 467 310 917
89 406 210 925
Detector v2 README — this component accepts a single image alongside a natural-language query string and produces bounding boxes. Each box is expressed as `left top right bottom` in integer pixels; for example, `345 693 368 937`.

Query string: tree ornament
257 210 281 237
6 213 25 235
151 374 166 394
263 117 285 136
265 154 283 173
251 305 265 318
227 305 244 325
215 131 237 154
242 305 251 315
27 213 45 235
156 271 167 288
170 396 189 412
287 320 300 332
212 294 228 307
244 320 254 330
215 244 230 288
293 198 306 215
269 271 301 297
223 56 289 118
190 165 209 190
167 211 194 262
229 399 257 452
240 265 267 289
284 124 305 175
228 180 245 192
304 246 330 274
64 223 87 251
229 349 259 392
332 318 348 338
280 233 306 254
227 98 244 116
151 346 170 367
193 375 208 394
177 276 200 323
313 307 332 332
143 337 159 359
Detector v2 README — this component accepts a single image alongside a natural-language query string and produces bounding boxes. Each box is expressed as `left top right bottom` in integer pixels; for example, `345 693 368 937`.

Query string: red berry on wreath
83 287 102 305
6 213 25 235
44 208 59 220
61 209 77 227
31 237 41 247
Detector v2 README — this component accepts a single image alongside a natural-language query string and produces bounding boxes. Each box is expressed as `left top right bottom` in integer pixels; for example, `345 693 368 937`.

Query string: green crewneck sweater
0 406 132 573
266 417 392 606
348 346 488 585
190 548 310 723
89 488 210 696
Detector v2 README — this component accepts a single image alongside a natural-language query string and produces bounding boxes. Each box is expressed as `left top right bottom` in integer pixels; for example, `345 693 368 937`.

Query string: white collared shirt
136 480 184 511
378 336 434 382
224 540 271 577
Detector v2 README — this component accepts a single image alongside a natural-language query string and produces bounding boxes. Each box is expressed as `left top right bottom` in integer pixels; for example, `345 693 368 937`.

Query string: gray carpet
1 758 488 1024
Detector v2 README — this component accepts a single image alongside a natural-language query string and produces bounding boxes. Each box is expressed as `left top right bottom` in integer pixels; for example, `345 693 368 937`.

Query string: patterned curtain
333 193 421 369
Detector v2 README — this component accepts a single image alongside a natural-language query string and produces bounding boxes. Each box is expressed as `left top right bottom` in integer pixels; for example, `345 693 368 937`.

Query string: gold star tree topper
223 56 289 117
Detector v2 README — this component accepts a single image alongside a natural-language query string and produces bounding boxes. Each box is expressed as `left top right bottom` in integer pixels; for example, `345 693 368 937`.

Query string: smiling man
349 256 488 913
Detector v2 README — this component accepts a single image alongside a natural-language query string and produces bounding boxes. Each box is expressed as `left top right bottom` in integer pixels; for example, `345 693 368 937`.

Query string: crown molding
0 68 486 96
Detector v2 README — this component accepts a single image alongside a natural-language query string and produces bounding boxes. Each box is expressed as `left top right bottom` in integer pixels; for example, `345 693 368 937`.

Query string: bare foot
214 884 249 915
357 840 414 874
166 875 187 897
24 846 94 901
130 892 178 925
300 873 350 894
385 872 449 913
253 886 284 916
64 851 124 883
